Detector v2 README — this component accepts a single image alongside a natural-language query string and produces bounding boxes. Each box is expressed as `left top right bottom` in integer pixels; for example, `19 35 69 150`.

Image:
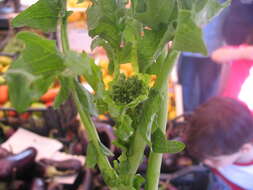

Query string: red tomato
40 88 59 103
0 85 8 104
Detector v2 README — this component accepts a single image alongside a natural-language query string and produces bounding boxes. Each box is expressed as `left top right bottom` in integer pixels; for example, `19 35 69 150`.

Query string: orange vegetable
67 12 83 22
0 85 8 104
20 113 30 120
40 88 59 103
45 101 53 107
8 111 17 117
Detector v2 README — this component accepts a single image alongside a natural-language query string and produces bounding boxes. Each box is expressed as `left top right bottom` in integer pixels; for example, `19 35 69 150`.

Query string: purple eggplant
77 168 92 190
95 122 116 154
0 147 37 180
39 158 82 172
30 178 46 190
35 158 82 178
69 141 86 156
47 182 63 190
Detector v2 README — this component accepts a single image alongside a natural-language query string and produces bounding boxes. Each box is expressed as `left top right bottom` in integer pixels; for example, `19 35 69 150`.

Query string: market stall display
0 0 230 190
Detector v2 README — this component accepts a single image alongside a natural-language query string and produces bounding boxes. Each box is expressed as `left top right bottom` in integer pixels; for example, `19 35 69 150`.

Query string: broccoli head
109 74 150 107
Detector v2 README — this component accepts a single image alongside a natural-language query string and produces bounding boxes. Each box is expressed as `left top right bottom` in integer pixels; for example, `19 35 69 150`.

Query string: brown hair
185 97 253 161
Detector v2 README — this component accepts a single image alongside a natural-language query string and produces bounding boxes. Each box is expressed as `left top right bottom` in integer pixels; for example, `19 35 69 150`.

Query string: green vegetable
109 74 149 107
6 0 231 189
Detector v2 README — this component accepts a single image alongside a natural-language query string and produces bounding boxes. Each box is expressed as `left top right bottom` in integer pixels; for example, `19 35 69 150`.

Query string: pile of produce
0 147 83 190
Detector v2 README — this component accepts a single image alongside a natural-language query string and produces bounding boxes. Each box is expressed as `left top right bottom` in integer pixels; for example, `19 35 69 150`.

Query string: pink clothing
221 59 253 98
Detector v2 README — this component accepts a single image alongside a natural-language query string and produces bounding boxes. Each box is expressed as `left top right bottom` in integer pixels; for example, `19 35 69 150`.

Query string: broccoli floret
109 74 149 106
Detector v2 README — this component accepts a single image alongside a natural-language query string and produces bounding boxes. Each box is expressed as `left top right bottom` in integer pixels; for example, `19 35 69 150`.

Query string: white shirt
218 162 253 190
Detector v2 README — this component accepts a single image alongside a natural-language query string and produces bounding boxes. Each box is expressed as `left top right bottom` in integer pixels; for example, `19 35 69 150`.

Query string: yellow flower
120 63 134 77
103 75 113 90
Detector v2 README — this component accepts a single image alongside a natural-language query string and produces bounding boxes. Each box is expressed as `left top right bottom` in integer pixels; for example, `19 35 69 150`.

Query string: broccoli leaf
138 24 175 72
100 142 114 157
173 0 230 55
5 32 63 112
63 51 93 77
123 18 142 44
87 0 121 49
117 160 129 175
6 63 54 113
53 77 71 108
137 29 166 73
12 0 62 32
135 0 177 29
122 18 142 71
86 142 98 168
146 51 167 75
133 174 145 190
80 56 105 98
115 115 134 141
138 89 161 145
6 67 35 112
63 50 104 98
30 74 55 98
118 43 134 65
104 94 123 118
74 80 97 116
173 10 207 55
89 21 121 50
152 128 185 153
177 0 192 9
14 32 64 75
87 59 105 98
87 0 127 75
87 0 117 30
192 0 231 26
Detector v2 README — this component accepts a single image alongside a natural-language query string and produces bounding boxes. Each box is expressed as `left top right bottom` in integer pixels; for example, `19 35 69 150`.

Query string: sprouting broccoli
108 74 150 107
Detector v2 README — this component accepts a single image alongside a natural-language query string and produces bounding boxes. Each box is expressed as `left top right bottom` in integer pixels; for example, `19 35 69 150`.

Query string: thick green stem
145 51 179 190
60 0 69 53
71 87 116 173
59 1 117 188
126 51 179 186
144 85 168 190
127 129 147 182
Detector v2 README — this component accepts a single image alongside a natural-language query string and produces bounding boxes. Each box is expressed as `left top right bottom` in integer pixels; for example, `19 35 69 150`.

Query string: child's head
185 97 253 168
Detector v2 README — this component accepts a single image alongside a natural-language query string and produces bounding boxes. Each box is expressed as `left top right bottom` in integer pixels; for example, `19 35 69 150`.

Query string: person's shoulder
240 0 253 4
211 45 253 63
